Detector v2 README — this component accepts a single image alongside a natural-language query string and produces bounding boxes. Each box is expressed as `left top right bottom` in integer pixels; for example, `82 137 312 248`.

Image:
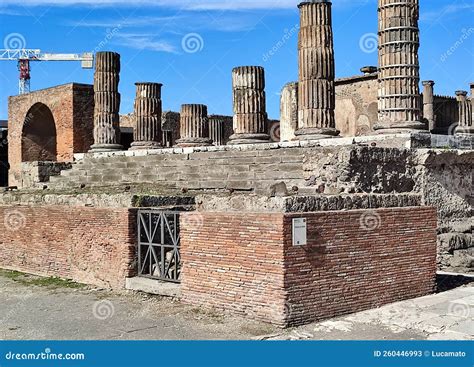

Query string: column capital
422 80 435 87
455 90 468 97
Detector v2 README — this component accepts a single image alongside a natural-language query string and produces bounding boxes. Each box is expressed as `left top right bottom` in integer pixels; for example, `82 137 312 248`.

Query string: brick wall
181 207 437 326
8 83 94 187
0 205 136 288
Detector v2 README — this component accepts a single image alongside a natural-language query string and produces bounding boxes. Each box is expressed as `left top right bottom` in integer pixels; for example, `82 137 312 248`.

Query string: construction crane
0 49 94 95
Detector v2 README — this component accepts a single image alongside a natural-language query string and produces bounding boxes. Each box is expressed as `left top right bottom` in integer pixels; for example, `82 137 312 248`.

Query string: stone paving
0 270 472 341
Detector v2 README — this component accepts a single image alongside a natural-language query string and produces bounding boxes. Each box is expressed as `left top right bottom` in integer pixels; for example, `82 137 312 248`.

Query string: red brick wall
0 206 136 288
8 84 94 187
181 212 287 324
181 207 437 326
283 207 438 326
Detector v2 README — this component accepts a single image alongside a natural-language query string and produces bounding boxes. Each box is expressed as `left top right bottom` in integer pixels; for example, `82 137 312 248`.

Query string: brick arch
21 102 57 162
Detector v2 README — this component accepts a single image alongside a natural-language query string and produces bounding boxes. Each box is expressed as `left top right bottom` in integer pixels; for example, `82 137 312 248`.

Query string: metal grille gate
137 210 181 283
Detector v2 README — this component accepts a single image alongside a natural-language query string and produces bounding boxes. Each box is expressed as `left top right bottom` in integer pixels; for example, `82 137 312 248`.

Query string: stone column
422 81 435 131
280 82 298 142
376 0 426 132
228 66 270 144
130 82 163 150
176 104 212 147
209 116 226 146
295 0 339 140
90 51 123 152
455 90 473 135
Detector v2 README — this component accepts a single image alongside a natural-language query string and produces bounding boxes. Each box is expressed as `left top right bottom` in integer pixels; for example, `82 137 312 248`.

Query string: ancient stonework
280 82 298 142
295 0 339 140
422 81 435 131
176 104 212 147
376 0 426 132
228 66 270 144
90 52 123 152
455 90 473 135
130 82 163 150
209 115 233 146
162 111 180 148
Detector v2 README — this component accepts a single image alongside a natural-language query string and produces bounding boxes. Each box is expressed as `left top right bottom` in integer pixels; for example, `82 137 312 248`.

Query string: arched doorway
21 103 57 162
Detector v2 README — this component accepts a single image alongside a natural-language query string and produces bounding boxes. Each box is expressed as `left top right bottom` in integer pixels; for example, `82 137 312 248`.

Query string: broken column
130 83 163 150
295 0 339 140
90 51 123 152
280 82 298 142
422 81 435 131
176 104 212 147
228 66 270 144
376 0 425 132
455 90 473 135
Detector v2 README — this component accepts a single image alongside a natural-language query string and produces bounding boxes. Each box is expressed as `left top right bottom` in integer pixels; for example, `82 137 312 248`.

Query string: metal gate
137 210 181 283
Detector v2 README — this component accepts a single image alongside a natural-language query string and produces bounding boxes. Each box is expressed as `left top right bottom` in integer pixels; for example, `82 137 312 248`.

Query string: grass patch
0 269 86 289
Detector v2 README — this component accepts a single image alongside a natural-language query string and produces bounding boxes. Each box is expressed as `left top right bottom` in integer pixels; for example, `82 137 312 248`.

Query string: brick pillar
280 82 298 142
228 66 270 145
90 52 123 152
422 81 435 131
295 0 339 140
376 0 426 132
455 90 473 135
176 104 212 147
130 82 163 150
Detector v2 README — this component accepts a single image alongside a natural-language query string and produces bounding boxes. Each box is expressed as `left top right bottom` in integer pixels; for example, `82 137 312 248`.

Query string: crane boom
0 49 94 94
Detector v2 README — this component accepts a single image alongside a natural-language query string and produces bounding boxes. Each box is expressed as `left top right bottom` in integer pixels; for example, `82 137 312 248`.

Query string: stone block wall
181 206 437 326
0 205 136 288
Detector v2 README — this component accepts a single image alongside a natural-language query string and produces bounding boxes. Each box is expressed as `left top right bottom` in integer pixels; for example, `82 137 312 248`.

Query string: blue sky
0 0 473 120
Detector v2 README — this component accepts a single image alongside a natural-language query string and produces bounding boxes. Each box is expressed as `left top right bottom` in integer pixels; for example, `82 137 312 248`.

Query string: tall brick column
176 104 212 147
422 81 435 131
376 0 426 132
130 82 163 150
228 66 270 145
90 52 123 152
455 90 473 135
295 0 339 140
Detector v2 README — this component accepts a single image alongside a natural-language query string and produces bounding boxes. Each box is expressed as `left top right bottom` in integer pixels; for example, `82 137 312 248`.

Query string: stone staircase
48 147 312 195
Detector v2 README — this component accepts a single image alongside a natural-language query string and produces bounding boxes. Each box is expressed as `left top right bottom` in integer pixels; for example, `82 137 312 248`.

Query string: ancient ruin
90 52 123 152
0 0 472 328
376 0 425 132
296 0 338 140
176 104 212 147
130 83 163 150
228 66 270 144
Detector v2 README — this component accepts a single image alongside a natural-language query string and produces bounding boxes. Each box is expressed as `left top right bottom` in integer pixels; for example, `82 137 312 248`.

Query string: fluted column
90 51 123 152
209 116 225 146
130 82 163 150
455 90 473 135
280 82 298 142
176 104 212 147
376 0 426 132
295 0 339 140
228 66 270 144
422 81 435 131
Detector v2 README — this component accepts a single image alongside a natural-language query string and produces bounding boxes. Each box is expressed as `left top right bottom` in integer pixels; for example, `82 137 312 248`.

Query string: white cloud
1 0 372 10
113 33 178 53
